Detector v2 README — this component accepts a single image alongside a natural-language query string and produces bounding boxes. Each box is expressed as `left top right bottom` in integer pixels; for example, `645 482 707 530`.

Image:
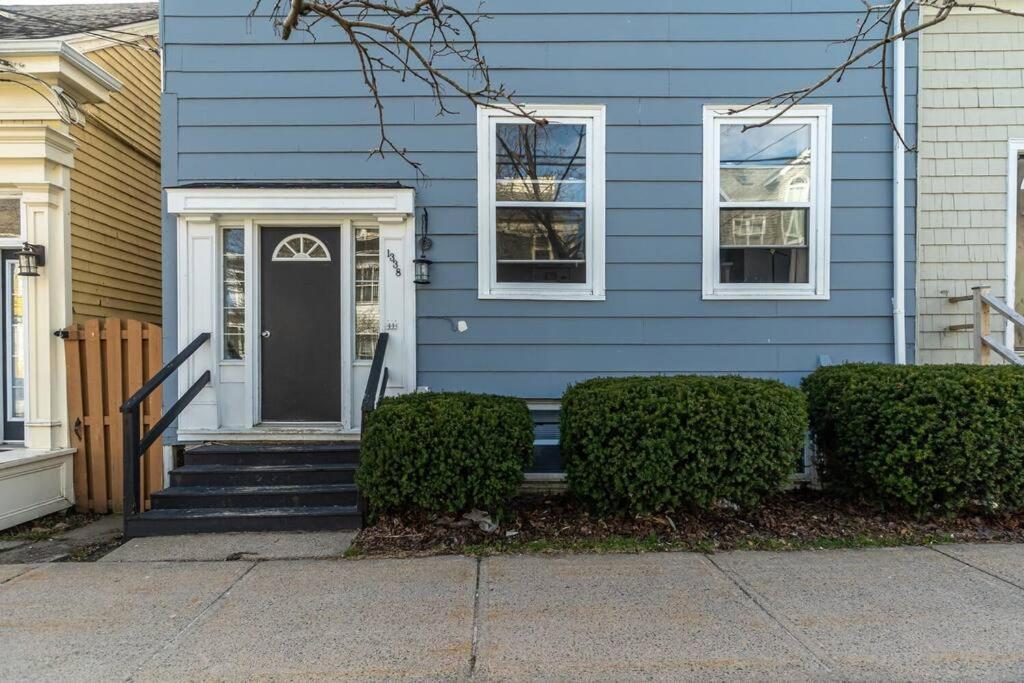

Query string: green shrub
561 376 806 514
803 363 1024 515
358 392 533 515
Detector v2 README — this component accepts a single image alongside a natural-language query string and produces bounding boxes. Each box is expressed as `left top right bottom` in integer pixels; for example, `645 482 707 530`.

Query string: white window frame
219 225 246 363
702 104 832 300
477 103 606 301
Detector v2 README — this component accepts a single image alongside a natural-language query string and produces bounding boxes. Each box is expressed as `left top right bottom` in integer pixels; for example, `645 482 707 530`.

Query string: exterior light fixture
16 242 45 277
413 207 433 285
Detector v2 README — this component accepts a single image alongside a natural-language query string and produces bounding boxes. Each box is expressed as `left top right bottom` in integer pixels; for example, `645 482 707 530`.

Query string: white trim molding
1006 139 1024 348
0 41 121 103
167 186 415 218
702 104 832 301
476 103 606 301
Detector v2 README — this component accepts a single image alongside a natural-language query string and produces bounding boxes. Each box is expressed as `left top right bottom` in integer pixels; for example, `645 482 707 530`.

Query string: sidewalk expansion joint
703 554 835 674
930 546 1024 593
468 556 482 679
0 564 38 585
124 561 258 682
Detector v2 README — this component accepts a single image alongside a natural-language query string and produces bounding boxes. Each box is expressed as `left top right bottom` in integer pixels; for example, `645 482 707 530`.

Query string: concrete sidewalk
3 545 1024 681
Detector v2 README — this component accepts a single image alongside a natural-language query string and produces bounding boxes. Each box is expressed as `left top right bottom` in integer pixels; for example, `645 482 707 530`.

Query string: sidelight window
222 228 245 360
703 105 831 300
354 227 380 360
477 104 605 300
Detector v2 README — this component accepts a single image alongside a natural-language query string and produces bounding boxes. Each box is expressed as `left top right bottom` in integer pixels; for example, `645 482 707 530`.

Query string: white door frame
168 186 418 441
1005 140 1024 348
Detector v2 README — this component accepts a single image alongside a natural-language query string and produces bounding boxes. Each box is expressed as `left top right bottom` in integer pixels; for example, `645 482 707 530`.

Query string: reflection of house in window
354 228 380 360
730 215 767 244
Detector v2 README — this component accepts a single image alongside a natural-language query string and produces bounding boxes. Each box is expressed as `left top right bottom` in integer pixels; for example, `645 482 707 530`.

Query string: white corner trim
1005 140 1024 348
167 187 416 216
701 104 832 301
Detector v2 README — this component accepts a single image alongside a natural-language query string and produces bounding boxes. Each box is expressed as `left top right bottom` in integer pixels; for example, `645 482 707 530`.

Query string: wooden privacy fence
64 318 164 513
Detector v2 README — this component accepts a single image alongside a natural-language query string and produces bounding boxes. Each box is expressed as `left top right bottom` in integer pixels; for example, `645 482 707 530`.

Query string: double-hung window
703 105 832 300
478 104 605 300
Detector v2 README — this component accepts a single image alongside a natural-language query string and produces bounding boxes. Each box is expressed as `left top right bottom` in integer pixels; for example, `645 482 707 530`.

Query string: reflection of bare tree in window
496 124 585 260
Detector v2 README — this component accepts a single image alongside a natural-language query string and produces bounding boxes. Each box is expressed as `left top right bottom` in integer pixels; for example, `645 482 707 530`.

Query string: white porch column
21 180 72 450
175 214 219 431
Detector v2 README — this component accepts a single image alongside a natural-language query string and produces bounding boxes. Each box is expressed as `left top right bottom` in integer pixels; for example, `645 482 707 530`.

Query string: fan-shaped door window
271 233 332 262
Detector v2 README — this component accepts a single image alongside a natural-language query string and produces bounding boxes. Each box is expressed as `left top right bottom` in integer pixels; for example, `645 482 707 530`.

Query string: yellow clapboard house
0 2 159 528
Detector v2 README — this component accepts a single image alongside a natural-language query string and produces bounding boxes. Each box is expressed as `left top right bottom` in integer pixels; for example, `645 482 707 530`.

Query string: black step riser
171 469 356 487
184 451 360 467
125 513 361 537
152 490 358 510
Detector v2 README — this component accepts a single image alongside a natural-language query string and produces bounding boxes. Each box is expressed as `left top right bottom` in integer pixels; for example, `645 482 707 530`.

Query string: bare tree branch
250 1 1024 165
252 0 543 174
730 1 1024 148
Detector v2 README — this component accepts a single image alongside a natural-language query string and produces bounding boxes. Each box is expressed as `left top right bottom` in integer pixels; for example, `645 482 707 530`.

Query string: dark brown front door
260 227 342 422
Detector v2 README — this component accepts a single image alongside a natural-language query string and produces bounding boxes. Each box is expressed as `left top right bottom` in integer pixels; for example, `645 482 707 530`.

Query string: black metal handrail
120 332 211 518
361 332 390 423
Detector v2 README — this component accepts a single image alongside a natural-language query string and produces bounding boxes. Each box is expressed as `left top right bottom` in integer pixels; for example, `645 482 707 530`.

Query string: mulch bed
352 489 1024 557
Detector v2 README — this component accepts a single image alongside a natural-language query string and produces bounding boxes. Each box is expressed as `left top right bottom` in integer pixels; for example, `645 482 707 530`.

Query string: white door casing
167 187 417 439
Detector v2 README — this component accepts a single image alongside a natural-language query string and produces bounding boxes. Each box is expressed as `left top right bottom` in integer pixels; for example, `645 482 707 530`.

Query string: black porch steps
170 463 357 487
151 483 358 509
123 505 361 537
125 442 363 537
184 442 361 466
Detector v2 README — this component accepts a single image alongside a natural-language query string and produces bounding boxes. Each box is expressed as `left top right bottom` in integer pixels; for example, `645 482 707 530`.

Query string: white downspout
893 0 908 364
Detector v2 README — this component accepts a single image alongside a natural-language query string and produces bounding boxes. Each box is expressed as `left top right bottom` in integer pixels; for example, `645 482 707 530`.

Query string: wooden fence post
973 286 992 365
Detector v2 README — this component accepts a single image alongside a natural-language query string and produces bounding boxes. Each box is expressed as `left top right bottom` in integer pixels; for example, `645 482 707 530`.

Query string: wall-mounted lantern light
16 242 45 277
413 207 433 285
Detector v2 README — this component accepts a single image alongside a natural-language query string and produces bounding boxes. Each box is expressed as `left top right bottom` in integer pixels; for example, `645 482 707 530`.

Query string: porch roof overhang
166 183 415 218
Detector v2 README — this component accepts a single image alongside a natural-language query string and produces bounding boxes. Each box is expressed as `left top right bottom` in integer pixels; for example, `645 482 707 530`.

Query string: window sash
221 228 245 361
479 106 605 300
703 107 830 300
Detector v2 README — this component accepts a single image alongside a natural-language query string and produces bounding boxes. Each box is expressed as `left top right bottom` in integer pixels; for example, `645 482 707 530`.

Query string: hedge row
804 363 1024 515
358 392 534 516
561 376 806 514
359 365 1024 518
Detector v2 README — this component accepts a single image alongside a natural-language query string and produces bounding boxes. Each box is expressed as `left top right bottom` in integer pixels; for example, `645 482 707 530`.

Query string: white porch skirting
0 448 75 531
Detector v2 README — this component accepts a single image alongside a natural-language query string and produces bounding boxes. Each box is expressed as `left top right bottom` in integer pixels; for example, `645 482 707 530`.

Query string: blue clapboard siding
161 0 917 399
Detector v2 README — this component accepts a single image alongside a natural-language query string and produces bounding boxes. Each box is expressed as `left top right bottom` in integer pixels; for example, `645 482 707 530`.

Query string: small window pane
355 228 380 360
719 209 807 247
0 199 19 239
496 207 586 284
720 123 811 203
496 123 586 203
222 229 245 360
720 247 809 284
8 263 24 419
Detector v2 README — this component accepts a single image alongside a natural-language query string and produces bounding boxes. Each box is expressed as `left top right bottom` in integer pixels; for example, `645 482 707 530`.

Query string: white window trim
477 103 606 301
702 104 832 301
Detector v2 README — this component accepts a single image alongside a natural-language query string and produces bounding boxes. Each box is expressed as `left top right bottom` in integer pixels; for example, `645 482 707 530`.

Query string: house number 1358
387 249 401 277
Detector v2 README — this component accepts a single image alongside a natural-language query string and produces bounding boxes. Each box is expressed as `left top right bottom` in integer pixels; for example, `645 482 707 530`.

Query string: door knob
261 330 271 338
